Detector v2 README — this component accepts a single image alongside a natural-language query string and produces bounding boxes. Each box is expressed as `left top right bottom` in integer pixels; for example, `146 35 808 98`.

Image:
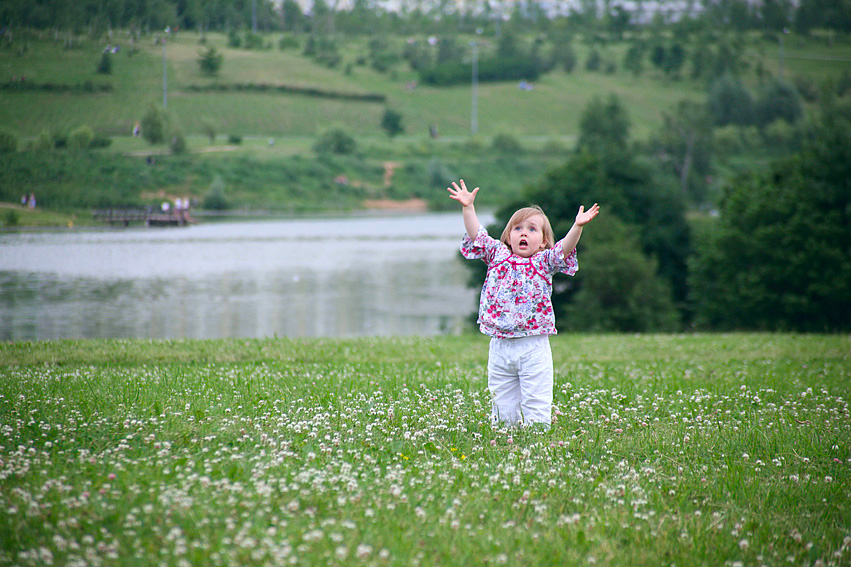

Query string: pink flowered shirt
461 225 578 339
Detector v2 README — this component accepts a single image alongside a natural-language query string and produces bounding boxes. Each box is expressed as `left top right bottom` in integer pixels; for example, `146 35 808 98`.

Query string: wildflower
356 544 372 558
739 538 749 550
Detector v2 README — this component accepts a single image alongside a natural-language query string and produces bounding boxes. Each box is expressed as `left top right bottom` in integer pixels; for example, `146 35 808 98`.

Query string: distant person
447 179 599 429
27 193 36 208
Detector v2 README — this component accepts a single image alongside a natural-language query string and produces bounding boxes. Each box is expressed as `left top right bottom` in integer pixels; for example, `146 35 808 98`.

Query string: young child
448 179 599 428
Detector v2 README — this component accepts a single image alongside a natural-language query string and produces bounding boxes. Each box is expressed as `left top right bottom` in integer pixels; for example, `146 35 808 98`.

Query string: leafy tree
561 215 679 332
437 37 463 65
381 108 404 138
690 103 851 331
708 74 755 126
498 146 691 327
663 43 686 77
141 104 169 145
585 48 602 72
653 100 714 200
623 42 645 77
754 79 803 126
496 30 523 60
552 41 577 74
577 94 630 155
198 47 223 76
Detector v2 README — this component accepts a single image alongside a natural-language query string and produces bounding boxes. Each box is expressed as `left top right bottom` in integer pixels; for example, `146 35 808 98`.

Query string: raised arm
558 203 600 259
447 179 481 241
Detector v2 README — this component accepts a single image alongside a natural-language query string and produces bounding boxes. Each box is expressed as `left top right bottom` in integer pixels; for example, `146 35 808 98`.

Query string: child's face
508 214 546 258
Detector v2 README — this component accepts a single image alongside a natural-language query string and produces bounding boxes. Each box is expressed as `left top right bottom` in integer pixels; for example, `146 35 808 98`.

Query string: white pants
487 335 553 427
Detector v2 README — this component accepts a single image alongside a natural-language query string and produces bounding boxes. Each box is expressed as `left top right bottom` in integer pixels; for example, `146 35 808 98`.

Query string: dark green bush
0 128 18 153
96 52 112 74
313 128 357 155
68 125 94 150
491 133 523 154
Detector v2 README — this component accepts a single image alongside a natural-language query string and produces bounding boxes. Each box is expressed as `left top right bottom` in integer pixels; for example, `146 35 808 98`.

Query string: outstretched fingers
447 179 479 206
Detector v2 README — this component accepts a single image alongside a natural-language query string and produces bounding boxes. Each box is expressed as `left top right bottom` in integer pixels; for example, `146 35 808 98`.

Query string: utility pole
470 40 478 136
162 27 170 109
779 27 789 79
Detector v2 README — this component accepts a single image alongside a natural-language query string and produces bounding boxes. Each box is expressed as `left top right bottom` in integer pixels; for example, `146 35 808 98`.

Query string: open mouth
518 239 528 248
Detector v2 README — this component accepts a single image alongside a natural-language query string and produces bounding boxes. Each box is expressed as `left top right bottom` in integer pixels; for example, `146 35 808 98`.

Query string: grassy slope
8 30 850 140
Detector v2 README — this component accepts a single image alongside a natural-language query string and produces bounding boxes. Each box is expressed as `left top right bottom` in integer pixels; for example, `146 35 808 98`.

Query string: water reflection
0 213 489 340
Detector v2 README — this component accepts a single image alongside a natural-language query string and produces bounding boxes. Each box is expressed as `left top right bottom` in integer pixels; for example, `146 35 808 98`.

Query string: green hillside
1 29 850 223
4 30 848 141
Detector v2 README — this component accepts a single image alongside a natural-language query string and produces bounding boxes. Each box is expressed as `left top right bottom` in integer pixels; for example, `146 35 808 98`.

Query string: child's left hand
575 203 600 226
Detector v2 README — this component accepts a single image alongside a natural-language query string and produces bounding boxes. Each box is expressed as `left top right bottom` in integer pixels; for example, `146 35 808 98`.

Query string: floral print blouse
461 225 578 339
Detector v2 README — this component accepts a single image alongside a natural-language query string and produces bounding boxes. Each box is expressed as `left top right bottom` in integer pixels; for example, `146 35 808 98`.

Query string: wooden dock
93 207 193 227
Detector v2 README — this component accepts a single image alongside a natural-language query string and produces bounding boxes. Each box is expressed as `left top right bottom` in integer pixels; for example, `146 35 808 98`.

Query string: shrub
32 130 53 151
762 118 797 149
227 134 242 145
427 158 456 188
89 133 112 148
203 175 230 210
713 124 745 155
170 127 187 154
0 128 18 153
97 52 112 75
201 120 216 143
313 127 356 154
244 32 265 50
278 35 299 50
68 125 94 150
491 133 523 154
792 74 819 102
837 69 851 96
708 74 754 126
198 47 223 76
381 109 404 138
755 79 802 126
585 48 602 72
4 209 19 227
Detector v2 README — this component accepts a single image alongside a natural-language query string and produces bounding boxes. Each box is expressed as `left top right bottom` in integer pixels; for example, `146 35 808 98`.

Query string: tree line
1 0 848 39
477 91 851 333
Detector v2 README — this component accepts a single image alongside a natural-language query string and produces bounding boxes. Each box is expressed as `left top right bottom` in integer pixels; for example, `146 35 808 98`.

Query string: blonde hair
500 205 555 252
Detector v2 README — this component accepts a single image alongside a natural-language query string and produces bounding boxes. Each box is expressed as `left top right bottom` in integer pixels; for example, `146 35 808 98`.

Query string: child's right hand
447 179 479 208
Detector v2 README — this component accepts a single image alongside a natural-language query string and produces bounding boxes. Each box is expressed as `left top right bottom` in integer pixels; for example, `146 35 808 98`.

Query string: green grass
1 334 849 566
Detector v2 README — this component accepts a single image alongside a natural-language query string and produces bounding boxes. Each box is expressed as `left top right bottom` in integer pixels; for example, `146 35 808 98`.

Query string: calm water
0 213 491 340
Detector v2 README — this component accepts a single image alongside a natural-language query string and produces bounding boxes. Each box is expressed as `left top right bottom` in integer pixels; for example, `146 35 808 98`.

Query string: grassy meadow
1 333 849 566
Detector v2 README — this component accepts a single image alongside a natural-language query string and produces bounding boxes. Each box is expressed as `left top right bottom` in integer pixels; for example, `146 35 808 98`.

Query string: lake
0 212 492 340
